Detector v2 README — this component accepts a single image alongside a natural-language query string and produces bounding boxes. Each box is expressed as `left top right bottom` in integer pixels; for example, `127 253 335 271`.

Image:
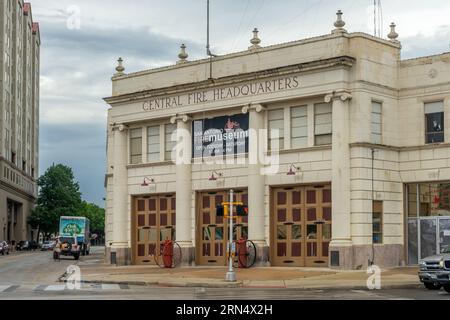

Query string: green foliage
80 201 105 235
28 163 106 239
28 164 83 236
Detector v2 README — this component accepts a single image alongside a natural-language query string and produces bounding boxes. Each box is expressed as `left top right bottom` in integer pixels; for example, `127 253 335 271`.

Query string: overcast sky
31 0 450 206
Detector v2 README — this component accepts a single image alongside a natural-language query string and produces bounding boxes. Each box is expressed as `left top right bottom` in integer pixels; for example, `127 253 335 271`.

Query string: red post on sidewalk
237 238 247 268
162 240 174 268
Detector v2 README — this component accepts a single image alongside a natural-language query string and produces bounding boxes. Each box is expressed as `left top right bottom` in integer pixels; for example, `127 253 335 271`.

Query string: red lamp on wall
141 177 155 187
287 164 300 176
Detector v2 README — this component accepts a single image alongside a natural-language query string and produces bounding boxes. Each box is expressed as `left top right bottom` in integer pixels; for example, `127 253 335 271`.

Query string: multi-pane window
372 201 383 244
291 106 308 149
371 101 382 144
130 128 142 164
268 109 284 150
314 103 332 146
425 101 444 144
4 129 10 161
147 126 160 162
165 124 177 161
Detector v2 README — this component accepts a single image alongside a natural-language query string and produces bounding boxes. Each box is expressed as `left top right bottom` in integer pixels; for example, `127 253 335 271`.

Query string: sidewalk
69 260 421 290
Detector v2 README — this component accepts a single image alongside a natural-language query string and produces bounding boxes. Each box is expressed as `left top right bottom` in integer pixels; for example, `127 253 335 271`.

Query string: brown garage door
197 190 248 266
271 185 331 267
133 195 176 265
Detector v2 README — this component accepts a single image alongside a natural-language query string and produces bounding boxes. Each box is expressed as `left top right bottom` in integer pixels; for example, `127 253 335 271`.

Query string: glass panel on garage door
133 195 176 265
197 190 248 266
272 185 331 267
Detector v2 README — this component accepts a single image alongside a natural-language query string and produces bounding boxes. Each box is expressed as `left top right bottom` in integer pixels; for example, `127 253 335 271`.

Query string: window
314 103 332 145
372 201 383 244
425 101 444 144
165 124 177 161
147 126 160 162
291 106 308 148
371 101 382 144
130 128 142 164
268 109 284 150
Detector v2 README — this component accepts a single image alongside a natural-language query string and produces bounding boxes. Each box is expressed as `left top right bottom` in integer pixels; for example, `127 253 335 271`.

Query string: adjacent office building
104 11 450 269
0 1 40 242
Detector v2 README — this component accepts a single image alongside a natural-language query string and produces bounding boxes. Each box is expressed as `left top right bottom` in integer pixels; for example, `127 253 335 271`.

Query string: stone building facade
0 1 40 242
104 12 450 269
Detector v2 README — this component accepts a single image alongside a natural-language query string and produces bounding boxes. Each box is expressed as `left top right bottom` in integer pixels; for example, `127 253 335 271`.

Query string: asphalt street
0 247 449 300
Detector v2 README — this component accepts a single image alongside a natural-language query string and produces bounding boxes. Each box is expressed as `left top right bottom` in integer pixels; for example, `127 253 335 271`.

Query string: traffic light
216 205 228 217
236 205 249 216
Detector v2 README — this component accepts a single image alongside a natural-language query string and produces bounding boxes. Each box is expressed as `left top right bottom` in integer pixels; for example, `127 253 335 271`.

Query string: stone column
111 124 131 265
9 203 15 244
170 114 194 265
242 104 269 266
325 92 353 269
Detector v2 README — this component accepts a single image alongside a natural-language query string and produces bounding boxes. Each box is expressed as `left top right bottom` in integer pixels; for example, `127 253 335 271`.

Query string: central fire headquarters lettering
142 75 299 111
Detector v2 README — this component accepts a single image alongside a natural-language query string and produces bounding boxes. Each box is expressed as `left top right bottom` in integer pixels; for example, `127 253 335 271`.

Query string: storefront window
372 201 383 244
419 183 450 217
407 184 418 218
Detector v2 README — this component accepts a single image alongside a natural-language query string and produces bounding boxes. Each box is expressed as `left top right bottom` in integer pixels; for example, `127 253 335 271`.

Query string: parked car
0 241 10 255
41 241 56 251
16 241 30 251
418 245 450 292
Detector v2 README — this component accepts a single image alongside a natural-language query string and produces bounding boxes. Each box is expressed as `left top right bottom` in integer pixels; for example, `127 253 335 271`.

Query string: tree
80 201 105 236
28 164 83 240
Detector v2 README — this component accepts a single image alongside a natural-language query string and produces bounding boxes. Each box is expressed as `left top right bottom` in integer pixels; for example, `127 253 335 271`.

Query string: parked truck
59 216 91 256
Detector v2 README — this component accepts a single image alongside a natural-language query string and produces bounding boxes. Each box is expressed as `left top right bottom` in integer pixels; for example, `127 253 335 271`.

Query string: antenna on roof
206 0 217 79
373 0 383 38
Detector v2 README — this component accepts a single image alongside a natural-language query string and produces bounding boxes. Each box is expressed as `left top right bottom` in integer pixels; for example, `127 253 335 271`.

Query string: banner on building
192 114 249 159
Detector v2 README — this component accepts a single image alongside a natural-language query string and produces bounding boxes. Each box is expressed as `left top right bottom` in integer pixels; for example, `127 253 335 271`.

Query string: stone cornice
350 142 450 152
104 56 356 106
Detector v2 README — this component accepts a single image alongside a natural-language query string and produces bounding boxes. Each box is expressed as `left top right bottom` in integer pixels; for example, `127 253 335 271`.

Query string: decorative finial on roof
249 28 261 50
388 22 399 43
177 44 188 64
115 57 125 76
332 10 347 34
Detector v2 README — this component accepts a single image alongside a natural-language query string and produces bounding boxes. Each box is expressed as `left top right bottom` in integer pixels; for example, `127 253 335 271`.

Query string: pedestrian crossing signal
236 205 249 216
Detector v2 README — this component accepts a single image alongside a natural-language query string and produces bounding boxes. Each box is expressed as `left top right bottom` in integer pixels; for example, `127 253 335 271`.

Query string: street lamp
208 171 223 181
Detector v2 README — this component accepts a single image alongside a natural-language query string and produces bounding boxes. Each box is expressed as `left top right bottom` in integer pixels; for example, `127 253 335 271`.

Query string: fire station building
104 11 450 269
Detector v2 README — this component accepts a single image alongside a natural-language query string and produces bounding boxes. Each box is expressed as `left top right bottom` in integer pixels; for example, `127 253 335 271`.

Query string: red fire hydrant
162 240 174 268
237 238 247 268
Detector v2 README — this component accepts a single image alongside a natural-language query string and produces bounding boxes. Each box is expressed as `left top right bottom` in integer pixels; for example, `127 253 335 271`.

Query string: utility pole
225 189 237 282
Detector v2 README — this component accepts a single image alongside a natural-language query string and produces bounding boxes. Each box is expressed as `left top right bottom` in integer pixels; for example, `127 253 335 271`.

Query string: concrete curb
59 276 421 290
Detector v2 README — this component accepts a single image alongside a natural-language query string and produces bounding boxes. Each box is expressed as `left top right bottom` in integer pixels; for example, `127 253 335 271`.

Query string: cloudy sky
31 0 450 206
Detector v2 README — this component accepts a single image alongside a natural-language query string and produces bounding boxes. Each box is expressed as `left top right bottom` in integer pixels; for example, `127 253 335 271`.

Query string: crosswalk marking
0 285 11 293
101 284 121 290
44 285 67 291
0 283 132 293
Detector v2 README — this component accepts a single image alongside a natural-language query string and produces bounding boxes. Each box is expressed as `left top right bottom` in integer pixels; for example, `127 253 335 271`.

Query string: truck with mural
59 216 91 256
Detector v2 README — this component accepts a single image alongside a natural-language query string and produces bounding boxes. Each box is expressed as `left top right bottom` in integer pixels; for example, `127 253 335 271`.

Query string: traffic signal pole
225 189 237 282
